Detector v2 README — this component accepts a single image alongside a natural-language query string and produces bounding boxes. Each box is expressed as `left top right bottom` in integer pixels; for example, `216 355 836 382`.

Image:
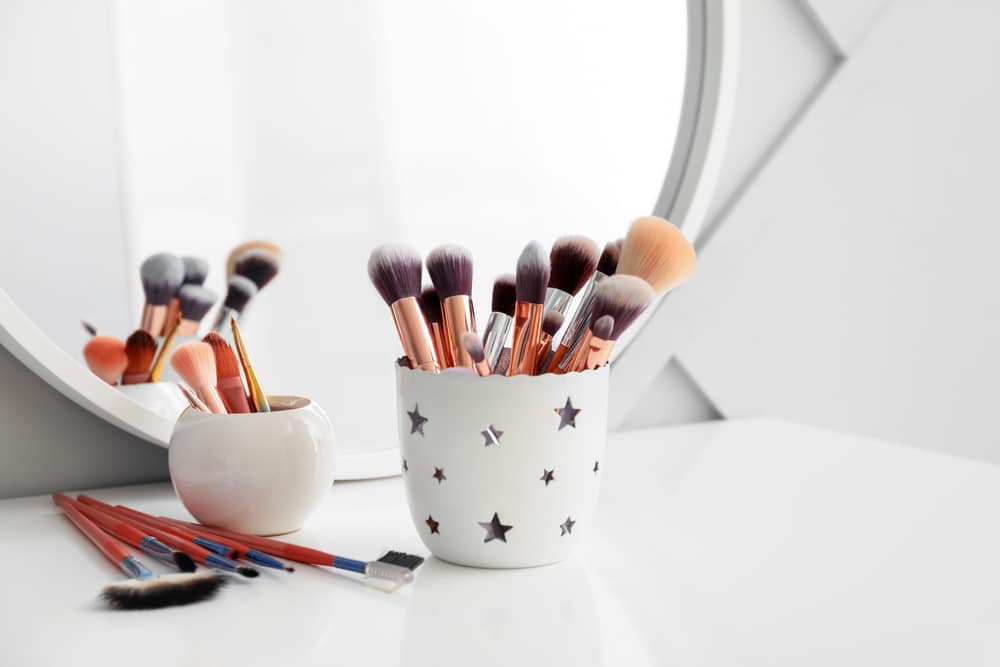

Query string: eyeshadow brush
508 242 550 375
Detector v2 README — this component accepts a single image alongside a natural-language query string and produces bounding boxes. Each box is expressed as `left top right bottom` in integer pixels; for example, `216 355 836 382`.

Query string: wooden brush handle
52 494 131 565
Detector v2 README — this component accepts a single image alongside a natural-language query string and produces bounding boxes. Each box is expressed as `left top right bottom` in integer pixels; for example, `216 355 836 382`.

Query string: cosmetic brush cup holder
168 396 337 535
396 365 609 568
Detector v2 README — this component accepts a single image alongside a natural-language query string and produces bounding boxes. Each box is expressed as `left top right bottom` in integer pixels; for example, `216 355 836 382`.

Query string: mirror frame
0 0 737 479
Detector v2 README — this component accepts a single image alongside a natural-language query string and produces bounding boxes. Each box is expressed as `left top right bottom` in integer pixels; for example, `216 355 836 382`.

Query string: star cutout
554 397 581 430
478 512 513 543
593 460 600 475
432 467 447 484
408 404 428 436
560 517 576 536
402 458 408 474
425 515 440 534
540 469 555 486
481 424 504 447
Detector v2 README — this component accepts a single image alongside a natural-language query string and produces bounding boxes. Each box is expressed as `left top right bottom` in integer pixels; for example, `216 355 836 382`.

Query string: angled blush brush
139 253 185 336
170 341 227 414
481 273 516 373
203 332 250 414
426 244 476 368
508 242 550 375
121 330 157 384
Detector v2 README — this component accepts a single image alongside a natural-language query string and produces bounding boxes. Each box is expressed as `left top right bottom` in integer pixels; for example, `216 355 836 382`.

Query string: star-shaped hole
407 404 428 436
432 467 446 484
593 460 600 475
481 424 504 447
554 397 581 430
540 469 555 486
425 515 440 534
560 517 576 536
402 458 408 474
478 512 513 543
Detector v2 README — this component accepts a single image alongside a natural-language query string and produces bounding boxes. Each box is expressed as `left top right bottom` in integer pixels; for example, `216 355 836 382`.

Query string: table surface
2 418 998 667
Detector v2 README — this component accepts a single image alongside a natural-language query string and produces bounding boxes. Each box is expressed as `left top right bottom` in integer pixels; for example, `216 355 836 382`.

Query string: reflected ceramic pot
117 382 189 423
396 365 609 568
169 395 336 535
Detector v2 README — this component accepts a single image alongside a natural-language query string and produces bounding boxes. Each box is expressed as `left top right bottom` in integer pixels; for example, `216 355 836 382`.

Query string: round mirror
0 0 734 478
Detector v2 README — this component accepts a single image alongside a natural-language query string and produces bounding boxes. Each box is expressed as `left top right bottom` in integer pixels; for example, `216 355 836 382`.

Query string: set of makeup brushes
368 216 697 376
52 493 423 609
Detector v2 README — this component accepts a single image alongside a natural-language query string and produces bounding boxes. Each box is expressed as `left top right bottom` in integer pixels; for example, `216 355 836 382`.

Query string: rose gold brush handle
441 295 477 369
140 304 167 337
584 336 614 371
390 297 440 372
508 302 543 376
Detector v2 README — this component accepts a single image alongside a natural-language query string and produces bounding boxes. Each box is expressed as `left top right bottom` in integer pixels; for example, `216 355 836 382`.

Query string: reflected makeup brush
177 285 217 336
83 335 128 385
419 286 447 364
508 242 550 375
226 240 283 280
566 275 655 372
165 256 211 326
230 316 270 413
545 235 599 316
210 275 257 333
147 317 180 382
426 244 476 369
234 248 281 292
481 273 516 373
533 310 564 374
53 494 226 610
461 332 491 377
170 341 227 414
81 321 98 336
368 244 439 372
617 216 697 295
139 253 185 336
203 332 250 414
121 330 157 384
546 241 620 374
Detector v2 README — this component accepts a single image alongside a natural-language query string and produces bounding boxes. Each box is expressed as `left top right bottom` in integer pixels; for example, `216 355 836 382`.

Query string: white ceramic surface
116 382 189 423
396 365 609 568
168 395 336 534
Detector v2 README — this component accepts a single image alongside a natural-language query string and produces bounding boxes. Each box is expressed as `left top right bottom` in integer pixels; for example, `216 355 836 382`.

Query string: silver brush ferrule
482 312 514 371
555 271 607 354
543 287 573 315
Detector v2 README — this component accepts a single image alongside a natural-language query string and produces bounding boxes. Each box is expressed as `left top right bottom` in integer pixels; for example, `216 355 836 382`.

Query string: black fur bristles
181 256 210 286
597 242 620 277
542 310 564 337
426 244 474 299
234 249 281 290
377 550 425 571
172 552 197 573
491 274 517 316
419 286 443 325
140 253 185 306
101 572 227 610
591 275 655 341
515 241 550 305
368 244 423 305
591 314 615 340
549 235 598 295
178 285 217 322
224 275 258 312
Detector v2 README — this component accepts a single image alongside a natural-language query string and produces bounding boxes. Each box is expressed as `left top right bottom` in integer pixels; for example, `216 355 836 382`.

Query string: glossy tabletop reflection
2 418 999 666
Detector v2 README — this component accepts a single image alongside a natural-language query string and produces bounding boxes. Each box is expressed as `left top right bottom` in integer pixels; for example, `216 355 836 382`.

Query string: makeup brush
419 286 447 364
534 310 565 374
165 256 212 326
121 330 157 384
566 275 655 372
226 240 283 280
202 332 250 414
544 241 621 374
170 341 227 414
83 335 128 385
147 317 180 382
53 494 226 610
151 514 291 571
176 285 217 337
139 253 185 336
234 248 281 291
508 242 550 375
178 384 210 412
481 273 516 373
461 332 491 377
426 244 476 369
81 321 98 336
367 244 440 372
230 316 269 413
210 275 258 333
545 235 599 316
617 216 697 294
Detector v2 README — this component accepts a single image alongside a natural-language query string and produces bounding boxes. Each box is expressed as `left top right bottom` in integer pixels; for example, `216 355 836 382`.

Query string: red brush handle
71 501 152 550
78 495 208 549
162 517 335 565
76 497 215 563
52 493 131 565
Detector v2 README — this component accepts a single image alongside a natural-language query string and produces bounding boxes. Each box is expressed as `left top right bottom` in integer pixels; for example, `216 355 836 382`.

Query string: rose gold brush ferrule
440 295 477 369
147 319 180 382
140 305 167 337
584 336 614 371
218 376 251 414
164 298 181 335
195 385 228 414
429 322 447 365
390 297 440 372
508 301 543 376
563 330 594 374
533 332 554 375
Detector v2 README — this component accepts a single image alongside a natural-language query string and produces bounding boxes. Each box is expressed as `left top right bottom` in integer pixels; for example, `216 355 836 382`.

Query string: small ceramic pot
169 395 336 535
396 365 609 568
117 382 189 423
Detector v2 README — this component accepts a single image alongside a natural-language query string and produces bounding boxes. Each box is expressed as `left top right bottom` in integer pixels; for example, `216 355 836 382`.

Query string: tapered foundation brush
177 285 217 336
211 275 258 333
368 244 440 372
566 275 655 372
481 273 516 373
83 335 129 385
203 332 251 414
170 341 228 414
426 244 476 368
617 216 697 295
121 330 157 384
419 286 447 364
53 494 226 610
508 242 550 375
139 253 185 336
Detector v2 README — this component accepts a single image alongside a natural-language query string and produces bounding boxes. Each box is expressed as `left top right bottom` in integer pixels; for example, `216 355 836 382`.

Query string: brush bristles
597 242 621 276
368 243 423 304
377 550 426 570
592 275 655 341
83 336 128 384
140 253 185 305
618 217 696 293
202 332 241 381
182 256 210 286
226 240 283 279
542 310 565 337
102 572 226 610
178 285 217 322
224 275 258 312
237 567 260 578
234 249 281 289
515 241 550 305
82 321 98 336
170 341 218 389
123 330 157 376
173 552 197 573
426 244 474 299
591 314 615 340
549 235 599 295
491 274 517 316
461 332 486 363
419 286 443 324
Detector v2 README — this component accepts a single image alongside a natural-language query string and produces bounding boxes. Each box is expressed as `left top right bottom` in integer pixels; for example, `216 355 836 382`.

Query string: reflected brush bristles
83 336 128 385
367 244 423 304
491 274 517 317
549 235 599 295
426 244 474 298
226 240 283 280
591 314 615 340
82 321 98 337
140 253 185 306
591 275 656 341
419 287 443 325
224 275 257 313
542 310 564 338
597 242 621 277
170 342 227 414
618 216 697 293
234 249 281 290
181 256 210 286
122 330 156 383
102 572 227 610
515 242 550 305
179 285 217 323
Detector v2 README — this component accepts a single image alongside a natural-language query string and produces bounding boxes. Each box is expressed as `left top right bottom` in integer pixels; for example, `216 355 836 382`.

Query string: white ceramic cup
117 382 189 423
169 395 336 535
396 365 609 568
